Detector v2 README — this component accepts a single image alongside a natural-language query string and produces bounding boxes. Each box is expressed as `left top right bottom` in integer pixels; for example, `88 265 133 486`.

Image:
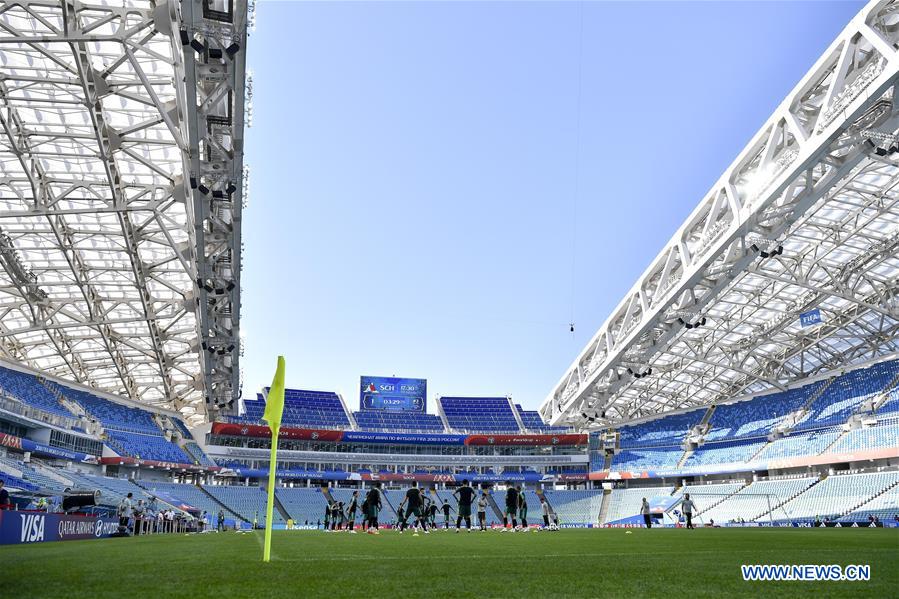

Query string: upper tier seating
754 428 842 461
236 389 350 429
610 447 683 471
105 430 192 464
827 417 899 454
704 383 825 442
183 442 217 467
439 397 520 433
794 361 899 432
66 388 159 434
172 418 194 440
515 405 569 433
875 388 899 417
0 365 76 420
683 439 767 467
776 471 899 521
352 410 445 433
233 394 267 423
616 408 705 449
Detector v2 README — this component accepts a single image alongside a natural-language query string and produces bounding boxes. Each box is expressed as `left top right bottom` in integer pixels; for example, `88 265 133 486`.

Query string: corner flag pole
262 356 286 562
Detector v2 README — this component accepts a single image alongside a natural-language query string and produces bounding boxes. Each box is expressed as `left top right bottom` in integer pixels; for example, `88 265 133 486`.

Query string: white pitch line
266 546 891 564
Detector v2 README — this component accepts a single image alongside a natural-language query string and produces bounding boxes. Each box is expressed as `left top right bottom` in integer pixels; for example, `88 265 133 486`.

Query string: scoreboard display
360 376 426 413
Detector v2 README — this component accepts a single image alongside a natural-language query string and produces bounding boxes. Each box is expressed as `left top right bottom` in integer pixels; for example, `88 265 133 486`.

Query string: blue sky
241 0 864 413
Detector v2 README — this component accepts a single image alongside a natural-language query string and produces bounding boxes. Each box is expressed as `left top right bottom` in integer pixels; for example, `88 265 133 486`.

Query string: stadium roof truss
543 0 899 428
0 0 248 423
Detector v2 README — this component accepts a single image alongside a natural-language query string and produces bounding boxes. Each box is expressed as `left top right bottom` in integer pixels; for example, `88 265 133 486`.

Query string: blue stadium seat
0 365 77 420
352 410 445 433
439 397 521 433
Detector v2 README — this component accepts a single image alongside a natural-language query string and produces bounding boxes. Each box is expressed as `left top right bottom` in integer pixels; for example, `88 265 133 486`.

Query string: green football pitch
1 528 896 598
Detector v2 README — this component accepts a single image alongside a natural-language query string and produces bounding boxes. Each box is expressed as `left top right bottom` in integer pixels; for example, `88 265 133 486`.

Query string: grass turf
1 528 897 598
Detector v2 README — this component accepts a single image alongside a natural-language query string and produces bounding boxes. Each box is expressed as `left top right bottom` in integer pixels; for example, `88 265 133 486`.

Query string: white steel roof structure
0 0 248 423
543 0 899 428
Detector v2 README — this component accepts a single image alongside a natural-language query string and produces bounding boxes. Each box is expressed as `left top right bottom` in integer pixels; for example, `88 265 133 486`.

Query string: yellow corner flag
261 356 285 562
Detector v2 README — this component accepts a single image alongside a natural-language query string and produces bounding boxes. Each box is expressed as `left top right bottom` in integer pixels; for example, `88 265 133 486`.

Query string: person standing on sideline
217 509 225 532
641 497 652 528
681 493 696 529
541 497 552 529
117 492 134 532
477 491 489 531
0 480 10 510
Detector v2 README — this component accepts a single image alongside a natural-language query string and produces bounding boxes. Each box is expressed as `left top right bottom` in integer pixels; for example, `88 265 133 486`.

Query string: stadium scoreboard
360 376 427 412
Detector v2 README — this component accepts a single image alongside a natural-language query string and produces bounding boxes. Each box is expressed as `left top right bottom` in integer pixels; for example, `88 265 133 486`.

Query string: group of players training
322 480 559 535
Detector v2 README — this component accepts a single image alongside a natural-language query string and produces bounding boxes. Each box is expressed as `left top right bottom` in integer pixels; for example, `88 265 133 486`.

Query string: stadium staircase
39 378 101 434
192 484 250 523
745 441 772 463
335 392 357 430
676 449 693 468
266 486 291 522
819 430 848 454
508 397 526 433
695 483 748 518
597 488 612 524
871 372 899 411
754 477 824 522
103 434 128 457
697 404 717 428
800 377 835 412
485 490 504 521
602 453 613 470
838 478 899 519
436 400 451 432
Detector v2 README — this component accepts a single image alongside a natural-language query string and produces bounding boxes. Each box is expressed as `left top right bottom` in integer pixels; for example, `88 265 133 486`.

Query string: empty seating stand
0 365 76 420
704 383 824 441
352 410 445 433
616 408 705 449
439 397 520 433
234 389 350 429
515 405 569 433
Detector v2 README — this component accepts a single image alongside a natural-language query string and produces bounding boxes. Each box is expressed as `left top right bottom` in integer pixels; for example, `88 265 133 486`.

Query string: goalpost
662 492 794 526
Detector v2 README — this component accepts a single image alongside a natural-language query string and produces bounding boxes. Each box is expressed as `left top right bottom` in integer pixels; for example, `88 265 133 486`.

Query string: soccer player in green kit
398 481 428 536
346 490 359 533
428 500 439 530
441 499 452 529
365 483 382 535
503 485 519 531
517 485 529 531
452 479 475 533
